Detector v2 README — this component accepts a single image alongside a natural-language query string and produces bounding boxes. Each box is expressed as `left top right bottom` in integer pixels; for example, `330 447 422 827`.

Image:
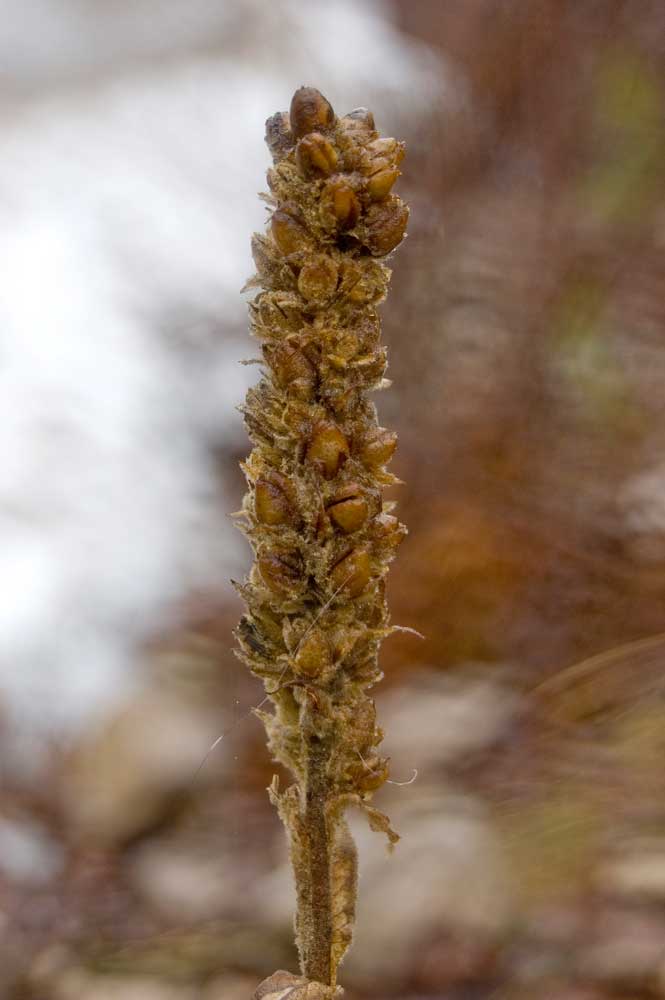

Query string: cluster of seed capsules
236 86 408 801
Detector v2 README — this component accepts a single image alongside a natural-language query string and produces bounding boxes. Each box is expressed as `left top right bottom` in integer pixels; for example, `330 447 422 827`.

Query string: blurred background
2 1 665 998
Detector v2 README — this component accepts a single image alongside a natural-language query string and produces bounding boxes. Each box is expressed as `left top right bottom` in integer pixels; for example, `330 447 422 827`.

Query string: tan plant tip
290 87 336 139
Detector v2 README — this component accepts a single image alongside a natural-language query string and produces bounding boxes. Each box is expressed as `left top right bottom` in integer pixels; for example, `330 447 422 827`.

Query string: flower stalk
235 86 408 995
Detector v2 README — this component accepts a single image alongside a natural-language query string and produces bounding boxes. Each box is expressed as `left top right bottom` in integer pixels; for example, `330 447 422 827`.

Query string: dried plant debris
253 969 342 1000
235 87 408 989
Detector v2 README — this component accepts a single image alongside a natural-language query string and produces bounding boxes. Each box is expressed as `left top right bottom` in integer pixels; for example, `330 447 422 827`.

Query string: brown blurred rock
576 909 665 993
378 668 519 771
0 815 64 886
129 837 238 921
598 850 665 901
60 687 228 845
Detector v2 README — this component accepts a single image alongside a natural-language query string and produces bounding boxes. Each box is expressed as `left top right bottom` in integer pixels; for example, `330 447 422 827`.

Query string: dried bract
265 112 294 160
271 207 313 255
253 971 340 1000
327 483 369 534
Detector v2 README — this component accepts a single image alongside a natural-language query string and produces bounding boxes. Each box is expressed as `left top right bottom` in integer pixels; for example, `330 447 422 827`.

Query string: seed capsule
337 260 381 305
296 133 338 178
327 483 368 533
293 627 333 679
330 547 371 596
366 137 405 166
345 107 375 129
270 207 312 255
320 179 361 231
263 342 317 399
297 255 339 304
290 87 335 139
254 472 295 526
339 108 376 143
265 112 293 159
258 552 301 593
365 197 409 255
306 421 349 478
367 166 400 201
360 428 397 468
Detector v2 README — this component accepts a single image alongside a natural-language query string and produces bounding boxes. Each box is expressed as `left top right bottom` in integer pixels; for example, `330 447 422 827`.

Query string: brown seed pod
366 166 400 201
290 87 335 139
326 483 369 534
271 207 313 255
339 107 376 145
336 259 384 306
359 427 397 468
297 255 339 304
263 341 317 399
296 133 338 178
254 471 297 526
306 421 350 479
344 107 375 129
330 547 371 597
320 178 361 231
365 136 405 166
293 626 334 679
258 551 301 594
364 196 409 255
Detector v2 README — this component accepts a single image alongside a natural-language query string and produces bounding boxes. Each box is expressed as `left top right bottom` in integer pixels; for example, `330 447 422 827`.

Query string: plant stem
301 735 333 985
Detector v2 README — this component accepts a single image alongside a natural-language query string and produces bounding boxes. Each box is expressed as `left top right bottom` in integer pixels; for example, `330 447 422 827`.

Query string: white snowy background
0 0 448 756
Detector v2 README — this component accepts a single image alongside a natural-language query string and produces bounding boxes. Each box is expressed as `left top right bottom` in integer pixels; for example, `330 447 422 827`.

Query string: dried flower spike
236 86 408 992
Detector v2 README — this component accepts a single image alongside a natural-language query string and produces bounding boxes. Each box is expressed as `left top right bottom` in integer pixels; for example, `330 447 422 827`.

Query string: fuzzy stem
301 736 333 984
